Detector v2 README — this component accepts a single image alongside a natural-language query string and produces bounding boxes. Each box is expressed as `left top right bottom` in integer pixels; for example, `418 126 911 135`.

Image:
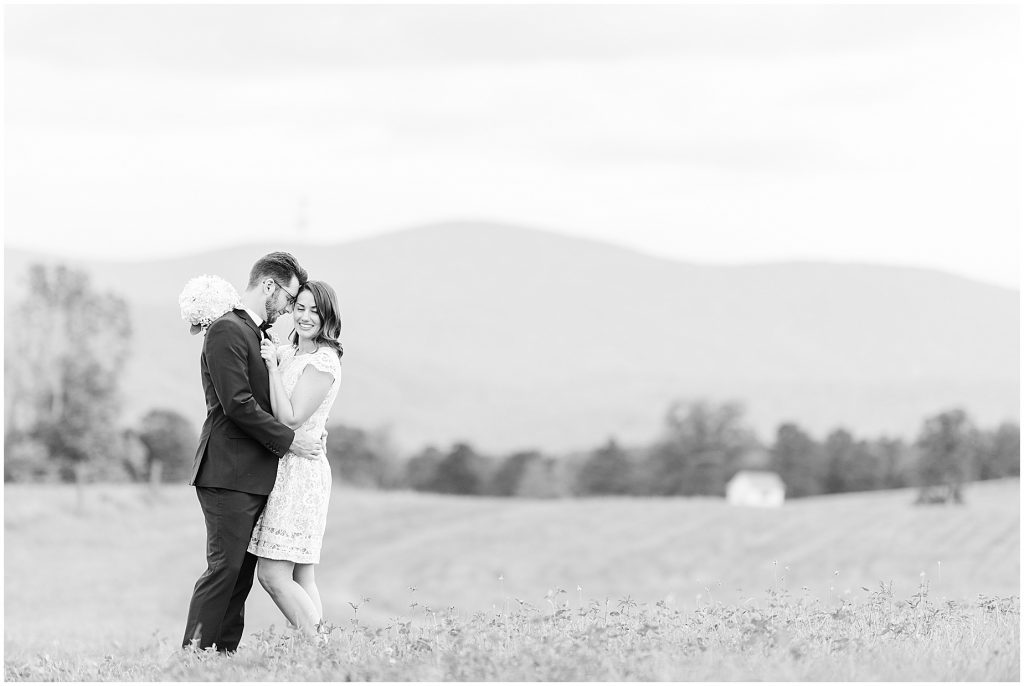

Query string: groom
182 251 325 652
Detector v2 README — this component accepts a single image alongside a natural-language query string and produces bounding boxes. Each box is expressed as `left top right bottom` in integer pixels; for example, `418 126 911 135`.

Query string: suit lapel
234 308 263 342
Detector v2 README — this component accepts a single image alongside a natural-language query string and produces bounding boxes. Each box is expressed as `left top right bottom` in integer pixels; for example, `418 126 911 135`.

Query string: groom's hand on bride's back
289 430 325 460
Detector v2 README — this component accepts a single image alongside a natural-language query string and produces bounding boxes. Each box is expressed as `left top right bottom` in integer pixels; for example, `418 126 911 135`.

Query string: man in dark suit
182 252 325 652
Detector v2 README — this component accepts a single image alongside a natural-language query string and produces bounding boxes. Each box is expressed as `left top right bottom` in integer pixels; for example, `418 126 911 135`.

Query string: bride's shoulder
311 346 342 374
318 346 341 364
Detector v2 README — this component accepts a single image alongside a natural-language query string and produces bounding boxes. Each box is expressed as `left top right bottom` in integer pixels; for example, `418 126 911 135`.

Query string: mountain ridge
4 220 1019 452
7 219 1018 293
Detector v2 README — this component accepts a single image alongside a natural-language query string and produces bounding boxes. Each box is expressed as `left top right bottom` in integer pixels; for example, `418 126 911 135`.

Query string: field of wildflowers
4 480 1019 680
5 581 1019 681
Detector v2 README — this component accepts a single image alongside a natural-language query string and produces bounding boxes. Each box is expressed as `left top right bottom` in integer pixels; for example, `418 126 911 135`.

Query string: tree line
4 264 1019 503
322 401 1018 502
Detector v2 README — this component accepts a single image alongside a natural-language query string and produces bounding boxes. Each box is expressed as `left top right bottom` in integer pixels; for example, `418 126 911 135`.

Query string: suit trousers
182 487 267 651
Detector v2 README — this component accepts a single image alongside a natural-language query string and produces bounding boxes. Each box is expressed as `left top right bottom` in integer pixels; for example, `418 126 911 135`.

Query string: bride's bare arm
260 341 334 430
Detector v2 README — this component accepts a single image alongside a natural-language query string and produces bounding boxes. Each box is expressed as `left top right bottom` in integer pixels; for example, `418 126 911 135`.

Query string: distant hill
4 221 1019 452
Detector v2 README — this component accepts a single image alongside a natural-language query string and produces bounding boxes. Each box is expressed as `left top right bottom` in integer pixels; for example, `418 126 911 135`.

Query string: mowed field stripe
317 480 1018 621
4 479 1018 653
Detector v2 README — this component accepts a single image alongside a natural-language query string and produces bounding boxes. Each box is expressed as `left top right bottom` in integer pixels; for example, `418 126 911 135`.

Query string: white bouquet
178 275 242 335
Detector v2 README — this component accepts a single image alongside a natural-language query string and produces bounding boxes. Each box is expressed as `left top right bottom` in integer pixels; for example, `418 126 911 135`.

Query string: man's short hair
247 252 308 290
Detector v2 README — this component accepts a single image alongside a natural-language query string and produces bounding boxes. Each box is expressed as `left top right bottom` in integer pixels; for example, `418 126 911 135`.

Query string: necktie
258 321 272 339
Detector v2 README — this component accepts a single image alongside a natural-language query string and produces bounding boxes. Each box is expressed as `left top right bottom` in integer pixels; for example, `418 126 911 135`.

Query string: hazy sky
4 4 1020 288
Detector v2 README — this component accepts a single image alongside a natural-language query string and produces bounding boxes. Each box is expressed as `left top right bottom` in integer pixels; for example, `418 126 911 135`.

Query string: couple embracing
181 252 343 652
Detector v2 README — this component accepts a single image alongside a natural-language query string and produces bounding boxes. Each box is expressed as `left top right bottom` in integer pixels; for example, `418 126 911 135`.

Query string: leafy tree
576 437 634 495
846 441 885 492
119 429 149 482
821 429 857 493
429 442 485 495
515 455 568 498
872 436 913 490
915 409 977 504
823 430 888 494
975 422 1020 480
3 432 56 482
405 446 445 491
6 264 132 482
138 409 197 484
769 423 825 498
325 423 401 488
644 400 755 496
490 450 546 497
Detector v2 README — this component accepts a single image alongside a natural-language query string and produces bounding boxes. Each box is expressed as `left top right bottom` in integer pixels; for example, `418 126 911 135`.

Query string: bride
247 279 344 632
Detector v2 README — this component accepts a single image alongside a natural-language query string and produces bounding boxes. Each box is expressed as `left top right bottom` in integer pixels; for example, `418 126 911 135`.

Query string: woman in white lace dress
248 280 343 632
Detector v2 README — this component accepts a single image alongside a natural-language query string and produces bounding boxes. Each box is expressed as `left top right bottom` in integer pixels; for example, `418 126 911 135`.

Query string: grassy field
4 479 1019 680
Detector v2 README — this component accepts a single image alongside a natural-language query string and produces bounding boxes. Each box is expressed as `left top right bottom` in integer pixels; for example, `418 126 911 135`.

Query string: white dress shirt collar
243 306 265 329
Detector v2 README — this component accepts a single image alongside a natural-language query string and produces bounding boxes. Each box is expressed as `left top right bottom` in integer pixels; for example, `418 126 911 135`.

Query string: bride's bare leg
292 564 323 620
257 558 320 630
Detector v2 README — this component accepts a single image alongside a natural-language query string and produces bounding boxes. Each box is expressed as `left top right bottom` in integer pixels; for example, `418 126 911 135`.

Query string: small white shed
726 470 786 507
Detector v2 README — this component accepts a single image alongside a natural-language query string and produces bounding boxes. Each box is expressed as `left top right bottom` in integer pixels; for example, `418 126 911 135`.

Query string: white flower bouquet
178 275 242 335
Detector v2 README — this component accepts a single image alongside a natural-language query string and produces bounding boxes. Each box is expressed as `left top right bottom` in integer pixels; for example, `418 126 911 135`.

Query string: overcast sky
4 4 1020 288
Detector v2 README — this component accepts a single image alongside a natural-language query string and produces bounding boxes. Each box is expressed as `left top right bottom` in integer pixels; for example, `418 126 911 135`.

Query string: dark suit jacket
189 309 295 495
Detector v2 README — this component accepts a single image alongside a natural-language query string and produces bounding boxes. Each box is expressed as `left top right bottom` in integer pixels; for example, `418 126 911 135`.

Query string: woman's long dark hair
290 280 344 359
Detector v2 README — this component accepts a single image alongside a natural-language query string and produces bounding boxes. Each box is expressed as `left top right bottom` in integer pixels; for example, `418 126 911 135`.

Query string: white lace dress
248 345 341 564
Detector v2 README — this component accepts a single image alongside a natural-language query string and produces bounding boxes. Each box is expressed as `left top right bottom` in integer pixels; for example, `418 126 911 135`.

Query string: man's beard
263 295 280 325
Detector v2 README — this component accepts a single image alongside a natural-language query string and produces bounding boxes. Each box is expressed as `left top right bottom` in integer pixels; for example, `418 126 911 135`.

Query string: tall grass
5 482 1018 680
5 582 1018 681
